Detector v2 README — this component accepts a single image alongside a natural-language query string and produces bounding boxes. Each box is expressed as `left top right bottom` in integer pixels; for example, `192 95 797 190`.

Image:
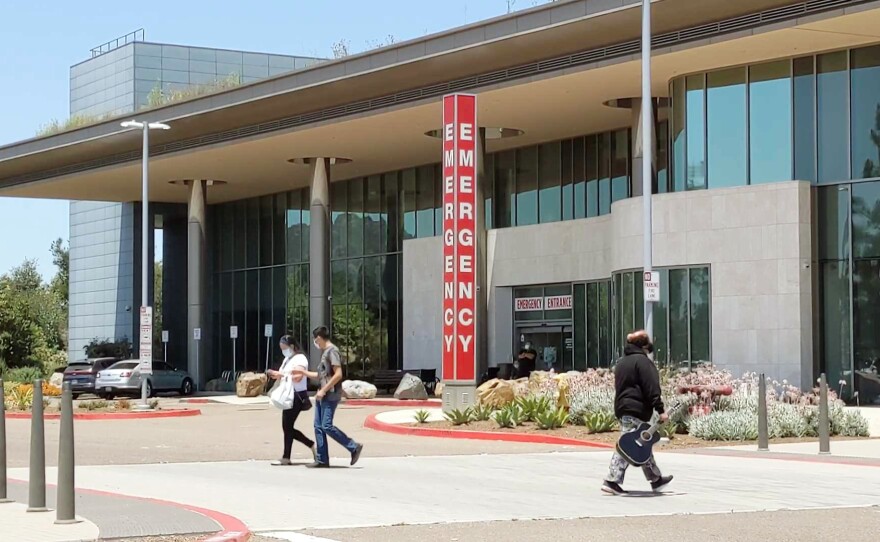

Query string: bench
373 369 440 395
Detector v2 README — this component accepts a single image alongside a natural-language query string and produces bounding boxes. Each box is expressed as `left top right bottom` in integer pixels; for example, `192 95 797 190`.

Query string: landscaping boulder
477 378 516 409
343 380 378 399
49 372 64 389
236 372 267 398
528 371 571 408
394 373 428 400
434 382 445 398
512 378 530 398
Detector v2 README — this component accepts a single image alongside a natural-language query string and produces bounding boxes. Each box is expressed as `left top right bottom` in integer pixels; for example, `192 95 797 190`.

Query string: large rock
393 373 428 400
527 371 571 407
434 382 445 398
236 372 267 398
343 380 378 399
49 372 64 389
477 379 517 409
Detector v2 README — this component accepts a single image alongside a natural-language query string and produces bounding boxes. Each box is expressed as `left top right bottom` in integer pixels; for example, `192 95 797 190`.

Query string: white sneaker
271 458 292 466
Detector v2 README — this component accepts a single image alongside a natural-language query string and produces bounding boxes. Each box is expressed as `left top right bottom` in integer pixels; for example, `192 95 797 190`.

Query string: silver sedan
95 360 195 399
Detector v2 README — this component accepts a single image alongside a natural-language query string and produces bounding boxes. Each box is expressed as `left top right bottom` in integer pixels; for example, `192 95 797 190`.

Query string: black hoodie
613 343 665 422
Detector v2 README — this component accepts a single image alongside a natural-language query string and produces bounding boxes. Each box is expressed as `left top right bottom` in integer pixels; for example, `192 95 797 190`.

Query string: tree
331 39 351 59
153 261 164 357
50 238 69 309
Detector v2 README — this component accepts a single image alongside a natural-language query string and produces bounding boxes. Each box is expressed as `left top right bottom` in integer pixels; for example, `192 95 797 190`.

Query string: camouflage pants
605 416 663 485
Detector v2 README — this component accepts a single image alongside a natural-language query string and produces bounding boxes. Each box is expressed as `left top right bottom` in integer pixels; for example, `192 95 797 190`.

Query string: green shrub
494 408 515 429
413 409 431 424
81 400 108 411
658 422 680 439
515 396 554 422
444 408 471 426
583 410 617 434
148 398 160 410
2 365 46 384
535 407 569 430
470 404 495 422
83 338 131 360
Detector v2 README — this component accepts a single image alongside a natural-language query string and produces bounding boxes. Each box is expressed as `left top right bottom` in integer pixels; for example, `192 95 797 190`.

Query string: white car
95 360 195 399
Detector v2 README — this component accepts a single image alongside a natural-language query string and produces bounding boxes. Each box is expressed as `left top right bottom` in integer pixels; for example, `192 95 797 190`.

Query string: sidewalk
10 450 880 533
719 438 880 459
0 502 98 542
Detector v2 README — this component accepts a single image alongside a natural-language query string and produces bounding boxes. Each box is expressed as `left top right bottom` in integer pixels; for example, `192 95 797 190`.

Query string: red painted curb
4 408 201 421
364 412 614 449
346 399 441 408
8 479 250 542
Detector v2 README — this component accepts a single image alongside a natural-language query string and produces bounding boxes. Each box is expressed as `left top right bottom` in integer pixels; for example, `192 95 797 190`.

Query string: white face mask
282 348 293 357
313 340 321 350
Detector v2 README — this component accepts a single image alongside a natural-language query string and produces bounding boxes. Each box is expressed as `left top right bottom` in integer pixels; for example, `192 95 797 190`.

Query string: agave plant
583 410 617 434
413 409 431 424
470 404 495 422
535 407 570 430
515 395 553 422
444 408 472 426
494 408 515 429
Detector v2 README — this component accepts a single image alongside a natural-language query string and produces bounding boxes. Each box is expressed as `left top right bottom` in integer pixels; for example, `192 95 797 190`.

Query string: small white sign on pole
193 328 202 341
644 271 661 302
161 330 169 344
264 324 273 338
139 306 153 375
230 326 239 339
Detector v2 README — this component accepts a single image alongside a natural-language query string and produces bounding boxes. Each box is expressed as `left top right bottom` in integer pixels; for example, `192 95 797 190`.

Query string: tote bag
270 376 295 410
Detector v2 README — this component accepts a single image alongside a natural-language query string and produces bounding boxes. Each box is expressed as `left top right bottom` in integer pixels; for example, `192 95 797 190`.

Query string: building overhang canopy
3 0 880 203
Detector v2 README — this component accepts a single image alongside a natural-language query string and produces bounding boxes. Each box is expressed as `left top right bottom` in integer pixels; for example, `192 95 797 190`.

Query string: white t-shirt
280 353 309 392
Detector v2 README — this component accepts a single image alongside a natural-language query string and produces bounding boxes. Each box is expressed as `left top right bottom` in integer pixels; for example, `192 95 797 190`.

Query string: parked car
63 357 119 399
95 360 195 399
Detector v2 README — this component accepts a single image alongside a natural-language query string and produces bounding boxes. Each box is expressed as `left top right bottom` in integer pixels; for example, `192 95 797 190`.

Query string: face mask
313 340 320 350
644 342 654 354
282 348 292 357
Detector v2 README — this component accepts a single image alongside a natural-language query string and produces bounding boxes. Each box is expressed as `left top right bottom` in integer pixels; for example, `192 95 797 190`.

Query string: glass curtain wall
609 267 711 368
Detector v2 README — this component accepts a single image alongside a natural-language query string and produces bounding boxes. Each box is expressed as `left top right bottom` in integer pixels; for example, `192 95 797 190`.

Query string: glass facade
610 267 711 368
669 44 880 188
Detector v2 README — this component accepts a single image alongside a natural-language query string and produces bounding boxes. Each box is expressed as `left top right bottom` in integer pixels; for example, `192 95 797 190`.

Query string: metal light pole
641 0 654 339
121 120 170 409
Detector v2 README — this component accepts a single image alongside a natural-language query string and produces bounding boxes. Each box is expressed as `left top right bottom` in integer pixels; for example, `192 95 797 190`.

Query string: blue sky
0 0 535 279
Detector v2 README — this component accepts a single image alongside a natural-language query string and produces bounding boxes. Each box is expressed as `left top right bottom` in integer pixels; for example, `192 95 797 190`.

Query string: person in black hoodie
602 330 673 495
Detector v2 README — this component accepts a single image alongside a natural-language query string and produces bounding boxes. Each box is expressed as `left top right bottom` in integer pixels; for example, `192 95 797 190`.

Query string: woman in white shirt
267 336 316 466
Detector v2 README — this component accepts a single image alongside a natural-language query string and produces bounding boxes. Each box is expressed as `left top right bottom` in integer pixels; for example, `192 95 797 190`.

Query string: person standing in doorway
267 336 316 466
602 330 673 495
292 326 364 468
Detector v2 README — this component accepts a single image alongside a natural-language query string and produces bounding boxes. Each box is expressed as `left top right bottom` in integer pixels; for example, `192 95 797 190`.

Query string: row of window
671 44 880 188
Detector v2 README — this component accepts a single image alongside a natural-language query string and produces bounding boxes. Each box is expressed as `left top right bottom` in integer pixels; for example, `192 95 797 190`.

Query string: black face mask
644 342 654 354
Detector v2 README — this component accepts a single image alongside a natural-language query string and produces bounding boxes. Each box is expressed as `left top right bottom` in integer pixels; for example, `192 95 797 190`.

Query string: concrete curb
345 399 441 408
5 408 201 421
364 412 614 449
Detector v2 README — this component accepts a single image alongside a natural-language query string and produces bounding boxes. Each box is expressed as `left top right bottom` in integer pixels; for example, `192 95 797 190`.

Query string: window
573 137 587 219
562 139 574 221
516 146 539 226
750 61 793 184
416 166 435 238
494 151 515 229
539 142 562 223
850 46 880 180
331 182 347 258
793 57 816 183
686 75 707 190
585 135 600 218
348 178 364 256
707 68 747 188
671 78 687 192
817 51 849 183
598 132 612 215
402 169 417 240
611 129 629 203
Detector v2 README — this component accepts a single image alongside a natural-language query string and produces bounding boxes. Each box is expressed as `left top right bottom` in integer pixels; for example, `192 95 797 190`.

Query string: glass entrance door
516 325 574 372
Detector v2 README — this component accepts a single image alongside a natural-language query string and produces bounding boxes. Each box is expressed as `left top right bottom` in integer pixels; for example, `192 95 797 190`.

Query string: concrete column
309 158 331 369
187 180 207 388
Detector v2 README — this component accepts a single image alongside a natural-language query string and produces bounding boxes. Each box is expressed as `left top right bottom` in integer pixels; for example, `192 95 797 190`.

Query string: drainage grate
4 0 874 187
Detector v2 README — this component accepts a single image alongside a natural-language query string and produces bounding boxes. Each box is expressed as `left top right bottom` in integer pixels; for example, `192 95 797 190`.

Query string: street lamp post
641 0 654 340
120 120 169 409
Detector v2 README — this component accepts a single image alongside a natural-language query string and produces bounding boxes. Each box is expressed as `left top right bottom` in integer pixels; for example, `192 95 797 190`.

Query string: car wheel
100 393 114 400
145 380 154 398
180 378 194 396
72 394 80 400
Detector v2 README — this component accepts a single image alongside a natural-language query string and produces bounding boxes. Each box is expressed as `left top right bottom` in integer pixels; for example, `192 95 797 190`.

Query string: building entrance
515 325 573 373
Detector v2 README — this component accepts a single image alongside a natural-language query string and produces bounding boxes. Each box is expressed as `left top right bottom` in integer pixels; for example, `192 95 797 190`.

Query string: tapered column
309 158 331 368
630 100 656 197
187 180 207 388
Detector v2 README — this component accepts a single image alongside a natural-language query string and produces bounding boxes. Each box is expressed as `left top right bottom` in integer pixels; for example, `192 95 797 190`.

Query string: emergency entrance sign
442 94 477 383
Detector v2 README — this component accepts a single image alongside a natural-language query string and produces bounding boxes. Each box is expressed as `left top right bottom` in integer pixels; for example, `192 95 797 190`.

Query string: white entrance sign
644 271 661 302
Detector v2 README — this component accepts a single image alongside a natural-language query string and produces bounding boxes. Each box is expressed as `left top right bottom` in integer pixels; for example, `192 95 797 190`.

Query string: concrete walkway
10 450 880 533
0 502 98 542
722 438 880 459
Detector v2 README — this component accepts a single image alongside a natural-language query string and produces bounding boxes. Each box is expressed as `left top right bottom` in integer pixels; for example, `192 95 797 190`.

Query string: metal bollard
55 383 78 524
0 379 12 503
757 373 769 451
27 379 48 512
819 373 830 455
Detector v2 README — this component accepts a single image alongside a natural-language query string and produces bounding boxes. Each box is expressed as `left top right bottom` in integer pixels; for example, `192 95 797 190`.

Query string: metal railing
90 29 144 58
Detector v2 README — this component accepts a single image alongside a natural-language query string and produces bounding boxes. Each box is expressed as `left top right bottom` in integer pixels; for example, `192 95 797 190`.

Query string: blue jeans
313 398 359 464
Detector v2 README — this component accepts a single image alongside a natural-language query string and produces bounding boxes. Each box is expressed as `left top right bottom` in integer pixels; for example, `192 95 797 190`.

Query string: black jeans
282 399 315 459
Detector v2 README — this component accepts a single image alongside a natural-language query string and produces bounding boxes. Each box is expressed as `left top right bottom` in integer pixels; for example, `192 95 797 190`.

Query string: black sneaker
306 461 329 469
651 475 673 492
351 444 364 466
601 481 626 495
